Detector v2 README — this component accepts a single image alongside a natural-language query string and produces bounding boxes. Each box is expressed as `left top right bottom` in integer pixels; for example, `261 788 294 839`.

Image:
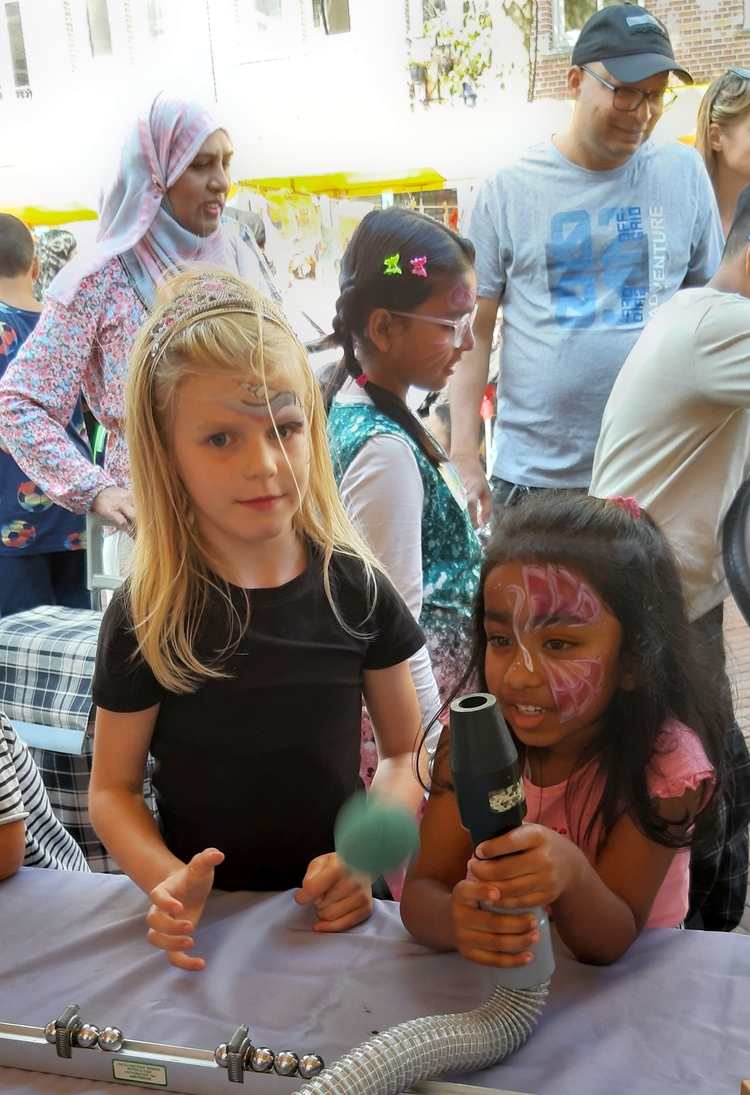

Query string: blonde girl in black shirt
90 267 426 970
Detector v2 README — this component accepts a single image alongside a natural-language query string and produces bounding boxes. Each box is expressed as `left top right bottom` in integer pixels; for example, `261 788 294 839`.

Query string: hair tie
383 254 402 276
609 496 641 518
355 373 370 387
410 256 427 277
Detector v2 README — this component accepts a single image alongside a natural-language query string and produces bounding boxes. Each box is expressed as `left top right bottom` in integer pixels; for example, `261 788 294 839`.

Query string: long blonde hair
126 266 381 693
696 70 750 178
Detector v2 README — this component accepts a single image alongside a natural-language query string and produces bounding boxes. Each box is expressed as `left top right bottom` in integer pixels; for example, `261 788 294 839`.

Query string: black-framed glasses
727 67 750 80
390 304 478 349
580 66 678 113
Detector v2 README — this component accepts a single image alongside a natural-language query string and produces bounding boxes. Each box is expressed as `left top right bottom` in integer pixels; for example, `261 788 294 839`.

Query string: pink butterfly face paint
484 563 624 736
506 564 607 722
445 282 476 311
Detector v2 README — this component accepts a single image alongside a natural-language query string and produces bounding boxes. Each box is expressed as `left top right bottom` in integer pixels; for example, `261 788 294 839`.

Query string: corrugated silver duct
293 980 549 1095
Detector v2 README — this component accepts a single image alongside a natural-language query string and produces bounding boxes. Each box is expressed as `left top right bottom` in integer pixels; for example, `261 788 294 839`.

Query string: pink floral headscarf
50 91 250 307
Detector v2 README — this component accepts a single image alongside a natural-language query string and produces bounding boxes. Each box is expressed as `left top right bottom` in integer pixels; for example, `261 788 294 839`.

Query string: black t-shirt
93 550 425 891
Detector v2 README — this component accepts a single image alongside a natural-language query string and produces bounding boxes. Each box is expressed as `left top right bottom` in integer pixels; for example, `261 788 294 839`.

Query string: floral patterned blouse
0 258 146 514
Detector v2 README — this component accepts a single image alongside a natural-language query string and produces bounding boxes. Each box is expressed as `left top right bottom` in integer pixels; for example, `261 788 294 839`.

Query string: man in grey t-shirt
450 2 722 525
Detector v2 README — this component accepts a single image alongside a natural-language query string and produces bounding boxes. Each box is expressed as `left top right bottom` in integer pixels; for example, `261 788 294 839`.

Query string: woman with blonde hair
89 266 426 970
696 68 750 237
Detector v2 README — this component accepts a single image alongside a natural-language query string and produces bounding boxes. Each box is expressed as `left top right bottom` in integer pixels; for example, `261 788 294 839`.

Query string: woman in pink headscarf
0 92 276 529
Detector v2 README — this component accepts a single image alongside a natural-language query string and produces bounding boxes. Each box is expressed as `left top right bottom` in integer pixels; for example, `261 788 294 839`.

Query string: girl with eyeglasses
324 207 483 792
696 68 750 237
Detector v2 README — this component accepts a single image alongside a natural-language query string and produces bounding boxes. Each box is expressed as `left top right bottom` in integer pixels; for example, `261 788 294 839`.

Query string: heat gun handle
479 901 556 988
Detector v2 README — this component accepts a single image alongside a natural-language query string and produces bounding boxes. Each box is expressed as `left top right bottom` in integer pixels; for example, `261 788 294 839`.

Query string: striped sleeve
0 721 27 827
1 712 89 872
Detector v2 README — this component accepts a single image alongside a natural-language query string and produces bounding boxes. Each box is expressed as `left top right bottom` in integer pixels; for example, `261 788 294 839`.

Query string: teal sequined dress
328 400 482 709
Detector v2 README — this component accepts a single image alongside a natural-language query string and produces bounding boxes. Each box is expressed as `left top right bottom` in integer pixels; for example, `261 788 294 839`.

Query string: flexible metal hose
293 980 549 1095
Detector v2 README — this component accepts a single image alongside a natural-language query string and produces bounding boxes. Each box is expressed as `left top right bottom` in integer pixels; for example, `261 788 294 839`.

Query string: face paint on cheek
416 340 457 371
541 655 606 723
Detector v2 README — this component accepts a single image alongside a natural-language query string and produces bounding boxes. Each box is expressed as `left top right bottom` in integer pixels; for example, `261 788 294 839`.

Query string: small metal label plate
113 1059 168 1086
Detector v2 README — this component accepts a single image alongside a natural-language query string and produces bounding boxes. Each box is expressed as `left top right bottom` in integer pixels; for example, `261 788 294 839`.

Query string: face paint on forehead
520 564 601 630
445 283 475 311
509 585 535 674
219 383 301 421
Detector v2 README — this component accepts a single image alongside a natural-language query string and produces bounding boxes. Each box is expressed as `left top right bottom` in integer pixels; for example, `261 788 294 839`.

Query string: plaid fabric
0 605 155 873
687 604 750 931
30 731 156 874
0 606 102 730
687 720 750 931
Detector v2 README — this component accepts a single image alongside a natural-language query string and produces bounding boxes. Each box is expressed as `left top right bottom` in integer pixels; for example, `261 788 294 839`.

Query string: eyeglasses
389 304 478 349
580 66 677 113
727 67 750 80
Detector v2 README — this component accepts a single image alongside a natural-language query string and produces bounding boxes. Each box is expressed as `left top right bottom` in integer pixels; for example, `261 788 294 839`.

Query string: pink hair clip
609 496 641 518
151 173 166 194
410 255 427 277
355 373 370 387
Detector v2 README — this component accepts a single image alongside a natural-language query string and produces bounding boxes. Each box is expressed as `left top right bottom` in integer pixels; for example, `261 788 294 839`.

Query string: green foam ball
334 792 419 877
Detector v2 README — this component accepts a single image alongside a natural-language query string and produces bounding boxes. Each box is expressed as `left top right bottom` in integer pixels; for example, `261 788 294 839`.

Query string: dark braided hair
324 206 475 467
430 492 725 854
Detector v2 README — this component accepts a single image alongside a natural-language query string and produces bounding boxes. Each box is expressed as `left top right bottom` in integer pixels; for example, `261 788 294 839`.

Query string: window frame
550 0 644 54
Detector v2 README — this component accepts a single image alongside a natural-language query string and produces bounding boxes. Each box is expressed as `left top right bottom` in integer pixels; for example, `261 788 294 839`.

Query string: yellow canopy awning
0 203 98 227
238 168 446 198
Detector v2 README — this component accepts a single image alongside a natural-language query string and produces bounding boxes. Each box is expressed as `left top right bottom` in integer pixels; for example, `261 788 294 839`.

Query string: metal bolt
98 1026 124 1052
298 1053 325 1079
273 1051 299 1076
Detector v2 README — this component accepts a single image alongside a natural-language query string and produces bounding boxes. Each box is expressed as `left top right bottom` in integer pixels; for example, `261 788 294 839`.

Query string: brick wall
533 0 750 99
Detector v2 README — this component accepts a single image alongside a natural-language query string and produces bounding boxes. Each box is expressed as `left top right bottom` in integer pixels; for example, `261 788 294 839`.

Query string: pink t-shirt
523 720 714 928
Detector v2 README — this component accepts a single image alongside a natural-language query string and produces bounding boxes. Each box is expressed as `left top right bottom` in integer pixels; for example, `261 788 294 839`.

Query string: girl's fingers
295 854 343 905
146 906 194 936
188 848 225 880
456 908 538 935
455 918 540 949
486 891 552 910
149 888 185 917
313 885 371 922
147 928 195 953
311 872 370 912
453 879 501 908
458 943 536 969
166 950 207 973
313 893 373 933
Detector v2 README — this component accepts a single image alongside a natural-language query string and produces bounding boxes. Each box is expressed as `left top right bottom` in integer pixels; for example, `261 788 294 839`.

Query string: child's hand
145 848 225 971
451 878 541 968
295 852 373 932
470 823 584 910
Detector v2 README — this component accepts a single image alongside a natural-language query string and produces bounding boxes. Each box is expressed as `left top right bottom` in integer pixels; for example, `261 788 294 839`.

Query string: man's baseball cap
571 2 692 86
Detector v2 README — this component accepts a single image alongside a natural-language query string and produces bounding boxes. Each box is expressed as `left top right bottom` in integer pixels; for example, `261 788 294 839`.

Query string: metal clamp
44 1004 83 1059
44 1005 114 1059
214 1025 254 1083
213 1026 325 1084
